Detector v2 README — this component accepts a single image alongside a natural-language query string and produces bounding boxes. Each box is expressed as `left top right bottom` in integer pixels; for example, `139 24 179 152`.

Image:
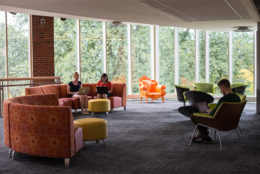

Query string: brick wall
32 15 54 77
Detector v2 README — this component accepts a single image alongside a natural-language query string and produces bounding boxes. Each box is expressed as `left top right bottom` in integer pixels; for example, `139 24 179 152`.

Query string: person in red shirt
97 73 113 99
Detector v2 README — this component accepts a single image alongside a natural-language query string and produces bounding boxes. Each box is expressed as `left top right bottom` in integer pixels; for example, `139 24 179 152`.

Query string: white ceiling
0 0 259 31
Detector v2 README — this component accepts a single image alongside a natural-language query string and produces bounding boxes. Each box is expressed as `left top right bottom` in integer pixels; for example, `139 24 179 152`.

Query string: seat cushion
57 84 69 98
88 99 111 112
74 118 107 141
109 96 122 108
74 126 84 153
70 97 81 109
59 98 73 107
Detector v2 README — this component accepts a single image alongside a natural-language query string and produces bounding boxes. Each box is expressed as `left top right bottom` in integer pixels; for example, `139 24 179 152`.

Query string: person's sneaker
191 135 203 143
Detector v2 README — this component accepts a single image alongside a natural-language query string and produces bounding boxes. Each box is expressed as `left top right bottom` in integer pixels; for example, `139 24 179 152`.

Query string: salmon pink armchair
139 76 166 103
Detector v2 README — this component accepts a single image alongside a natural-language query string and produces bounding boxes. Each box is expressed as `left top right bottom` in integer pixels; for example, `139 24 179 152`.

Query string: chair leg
162 97 164 103
146 97 148 103
65 158 70 168
189 124 198 146
91 112 94 116
238 125 244 136
140 97 142 102
8 149 12 158
183 101 185 106
124 106 126 110
214 130 217 140
217 131 222 150
11 150 15 160
105 112 108 116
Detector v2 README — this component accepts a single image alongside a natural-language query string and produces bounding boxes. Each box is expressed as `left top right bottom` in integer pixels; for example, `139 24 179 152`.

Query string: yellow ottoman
74 118 108 142
88 99 111 116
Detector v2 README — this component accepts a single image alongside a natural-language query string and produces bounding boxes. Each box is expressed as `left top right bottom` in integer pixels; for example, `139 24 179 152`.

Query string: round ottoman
88 99 111 116
74 118 108 142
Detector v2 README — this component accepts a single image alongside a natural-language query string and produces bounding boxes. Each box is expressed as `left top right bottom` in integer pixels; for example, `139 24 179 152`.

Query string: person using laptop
67 72 89 114
97 73 113 99
192 79 241 143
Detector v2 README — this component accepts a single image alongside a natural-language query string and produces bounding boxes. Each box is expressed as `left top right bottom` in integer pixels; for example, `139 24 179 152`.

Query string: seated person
179 79 241 143
67 72 89 114
97 73 113 99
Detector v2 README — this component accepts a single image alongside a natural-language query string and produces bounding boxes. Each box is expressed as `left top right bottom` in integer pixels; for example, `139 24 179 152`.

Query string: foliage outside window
0 11 5 78
80 20 103 83
178 28 195 87
199 31 205 81
232 32 254 96
209 32 229 85
7 13 30 97
159 26 175 93
107 23 128 85
131 25 151 94
54 18 77 84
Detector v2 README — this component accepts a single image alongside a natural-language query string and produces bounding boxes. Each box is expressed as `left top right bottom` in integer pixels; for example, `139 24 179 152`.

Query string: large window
107 23 128 83
80 20 103 83
209 32 229 85
178 28 195 86
131 25 151 94
232 32 254 96
159 26 174 93
54 18 77 83
0 11 5 78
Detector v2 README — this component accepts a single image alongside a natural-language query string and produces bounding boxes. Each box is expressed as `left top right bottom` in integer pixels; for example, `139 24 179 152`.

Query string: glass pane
159 26 174 93
80 20 103 83
7 13 30 97
232 32 254 96
0 11 5 78
7 13 29 78
107 22 128 85
131 25 151 94
54 18 77 84
209 32 229 86
199 30 205 81
178 28 195 87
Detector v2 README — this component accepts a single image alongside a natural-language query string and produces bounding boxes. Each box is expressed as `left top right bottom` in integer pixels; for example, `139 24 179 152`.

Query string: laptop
195 102 210 113
96 87 108 94
78 87 89 95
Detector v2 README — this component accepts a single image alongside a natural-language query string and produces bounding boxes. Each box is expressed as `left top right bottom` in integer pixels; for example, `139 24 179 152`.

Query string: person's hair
101 73 108 82
74 72 79 76
217 79 230 88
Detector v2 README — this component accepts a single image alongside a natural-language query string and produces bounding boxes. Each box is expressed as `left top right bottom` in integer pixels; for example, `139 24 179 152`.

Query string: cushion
70 97 81 109
41 85 60 96
109 96 122 108
74 126 84 153
59 98 73 107
15 94 59 106
57 84 69 98
25 87 44 96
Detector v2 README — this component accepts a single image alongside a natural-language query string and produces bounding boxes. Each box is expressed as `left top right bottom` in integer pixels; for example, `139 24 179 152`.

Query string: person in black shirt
67 72 89 114
192 79 241 143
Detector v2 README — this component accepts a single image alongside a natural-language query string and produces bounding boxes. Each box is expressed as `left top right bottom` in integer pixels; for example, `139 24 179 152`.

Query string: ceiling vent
233 26 253 32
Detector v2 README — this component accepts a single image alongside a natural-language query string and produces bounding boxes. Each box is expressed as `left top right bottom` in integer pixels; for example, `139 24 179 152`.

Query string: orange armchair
139 76 166 103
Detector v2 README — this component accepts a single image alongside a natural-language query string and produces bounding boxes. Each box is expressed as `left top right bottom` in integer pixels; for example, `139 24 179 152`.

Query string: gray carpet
0 100 260 174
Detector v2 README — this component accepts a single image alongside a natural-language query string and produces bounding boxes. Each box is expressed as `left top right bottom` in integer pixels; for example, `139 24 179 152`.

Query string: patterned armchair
139 76 166 102
3 94 83 168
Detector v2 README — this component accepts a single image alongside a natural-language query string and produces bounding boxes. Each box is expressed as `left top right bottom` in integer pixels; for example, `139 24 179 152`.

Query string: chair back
231 85 247 95
184 91 214 106
174 85 190 102
194 82 216 94
213 101 247 131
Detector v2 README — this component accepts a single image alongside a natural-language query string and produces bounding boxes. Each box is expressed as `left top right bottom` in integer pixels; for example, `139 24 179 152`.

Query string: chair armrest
193 112 215 119
208 103 217 110
155 85 166 94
